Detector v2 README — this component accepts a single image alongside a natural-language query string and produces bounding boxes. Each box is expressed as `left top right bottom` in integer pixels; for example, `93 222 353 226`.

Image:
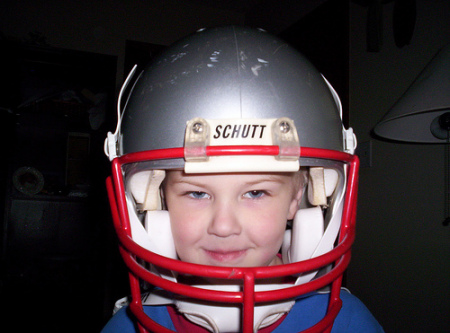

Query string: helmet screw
192 122 204 133
279 121 291 133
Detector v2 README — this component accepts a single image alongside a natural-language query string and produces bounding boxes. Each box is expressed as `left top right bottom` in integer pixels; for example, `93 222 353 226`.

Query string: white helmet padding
307 167 339 207
282 165 344 286
282 207 324 265
127 169 165 211
125 196 177 283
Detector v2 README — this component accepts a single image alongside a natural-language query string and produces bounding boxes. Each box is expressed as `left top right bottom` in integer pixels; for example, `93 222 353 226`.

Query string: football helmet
105 26 359 333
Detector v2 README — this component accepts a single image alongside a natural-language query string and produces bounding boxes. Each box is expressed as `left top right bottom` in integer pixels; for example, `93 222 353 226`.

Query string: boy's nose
207 200 242 237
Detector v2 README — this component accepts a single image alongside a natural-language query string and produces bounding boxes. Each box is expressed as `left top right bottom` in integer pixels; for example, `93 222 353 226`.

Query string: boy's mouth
204 249 247 263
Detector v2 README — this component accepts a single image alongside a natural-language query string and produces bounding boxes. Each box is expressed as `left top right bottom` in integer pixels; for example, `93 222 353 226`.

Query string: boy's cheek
172 227 196 252
171 215 204 242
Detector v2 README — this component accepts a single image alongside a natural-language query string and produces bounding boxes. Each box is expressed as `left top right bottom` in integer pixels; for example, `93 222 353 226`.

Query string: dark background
0 1 448 332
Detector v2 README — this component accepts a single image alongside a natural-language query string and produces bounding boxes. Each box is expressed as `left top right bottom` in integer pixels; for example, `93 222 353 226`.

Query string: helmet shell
121 26 343 155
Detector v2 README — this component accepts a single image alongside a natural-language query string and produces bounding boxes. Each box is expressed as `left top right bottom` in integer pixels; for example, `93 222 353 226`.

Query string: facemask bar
106 146 359 333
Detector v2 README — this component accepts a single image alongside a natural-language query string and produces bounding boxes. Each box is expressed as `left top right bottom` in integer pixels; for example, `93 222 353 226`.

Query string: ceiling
187 0 329 34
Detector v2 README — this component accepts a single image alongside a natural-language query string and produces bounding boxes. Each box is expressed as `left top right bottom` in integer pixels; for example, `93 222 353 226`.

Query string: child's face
164 171 302 267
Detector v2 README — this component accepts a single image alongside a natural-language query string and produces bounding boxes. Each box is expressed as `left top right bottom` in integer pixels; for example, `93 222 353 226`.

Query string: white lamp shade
374 44 450 143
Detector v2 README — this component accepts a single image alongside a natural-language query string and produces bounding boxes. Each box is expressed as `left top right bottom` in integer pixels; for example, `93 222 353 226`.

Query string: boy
102 26 384 332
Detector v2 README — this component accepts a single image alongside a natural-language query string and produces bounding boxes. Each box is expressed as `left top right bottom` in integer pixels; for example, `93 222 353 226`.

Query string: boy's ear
288 184 304 220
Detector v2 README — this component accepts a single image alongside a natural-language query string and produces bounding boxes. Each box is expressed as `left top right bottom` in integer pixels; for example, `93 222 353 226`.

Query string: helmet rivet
192 122 204 133
279 121 290 134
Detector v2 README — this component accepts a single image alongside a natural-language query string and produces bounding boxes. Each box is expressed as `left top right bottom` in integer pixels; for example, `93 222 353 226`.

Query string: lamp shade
374 44 450 143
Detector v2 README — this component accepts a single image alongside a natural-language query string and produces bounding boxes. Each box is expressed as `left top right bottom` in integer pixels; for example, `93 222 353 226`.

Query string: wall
0 0 245 87
348 1 450 332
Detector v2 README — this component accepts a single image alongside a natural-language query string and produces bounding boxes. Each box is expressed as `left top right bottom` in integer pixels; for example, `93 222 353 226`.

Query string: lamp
373 44 450 226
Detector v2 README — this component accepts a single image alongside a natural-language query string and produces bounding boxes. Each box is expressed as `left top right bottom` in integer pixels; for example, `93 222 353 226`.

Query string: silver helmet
110 26 354 159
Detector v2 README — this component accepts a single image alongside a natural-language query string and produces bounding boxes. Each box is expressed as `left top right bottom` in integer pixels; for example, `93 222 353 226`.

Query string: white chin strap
126 166 343 333
175 285 295 333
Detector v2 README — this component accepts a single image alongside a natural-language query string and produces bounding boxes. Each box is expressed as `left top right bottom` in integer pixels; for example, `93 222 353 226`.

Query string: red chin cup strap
106 146 359 333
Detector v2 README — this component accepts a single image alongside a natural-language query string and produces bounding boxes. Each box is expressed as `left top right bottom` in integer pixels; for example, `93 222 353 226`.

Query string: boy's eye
243 190 265 199
188 191 210 199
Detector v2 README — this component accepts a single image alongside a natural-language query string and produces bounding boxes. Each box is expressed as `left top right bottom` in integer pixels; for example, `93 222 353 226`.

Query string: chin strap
141 284 295 333
176 284 295 333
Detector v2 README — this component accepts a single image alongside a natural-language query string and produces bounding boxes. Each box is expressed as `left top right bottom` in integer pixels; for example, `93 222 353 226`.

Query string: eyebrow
168 174 289 188
242 176 288 186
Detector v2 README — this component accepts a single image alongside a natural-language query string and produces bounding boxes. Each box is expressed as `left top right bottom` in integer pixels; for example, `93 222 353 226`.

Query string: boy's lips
204 249 247 263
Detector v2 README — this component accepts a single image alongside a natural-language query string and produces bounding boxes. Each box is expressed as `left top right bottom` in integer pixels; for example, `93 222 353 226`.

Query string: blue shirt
101 290 384 332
